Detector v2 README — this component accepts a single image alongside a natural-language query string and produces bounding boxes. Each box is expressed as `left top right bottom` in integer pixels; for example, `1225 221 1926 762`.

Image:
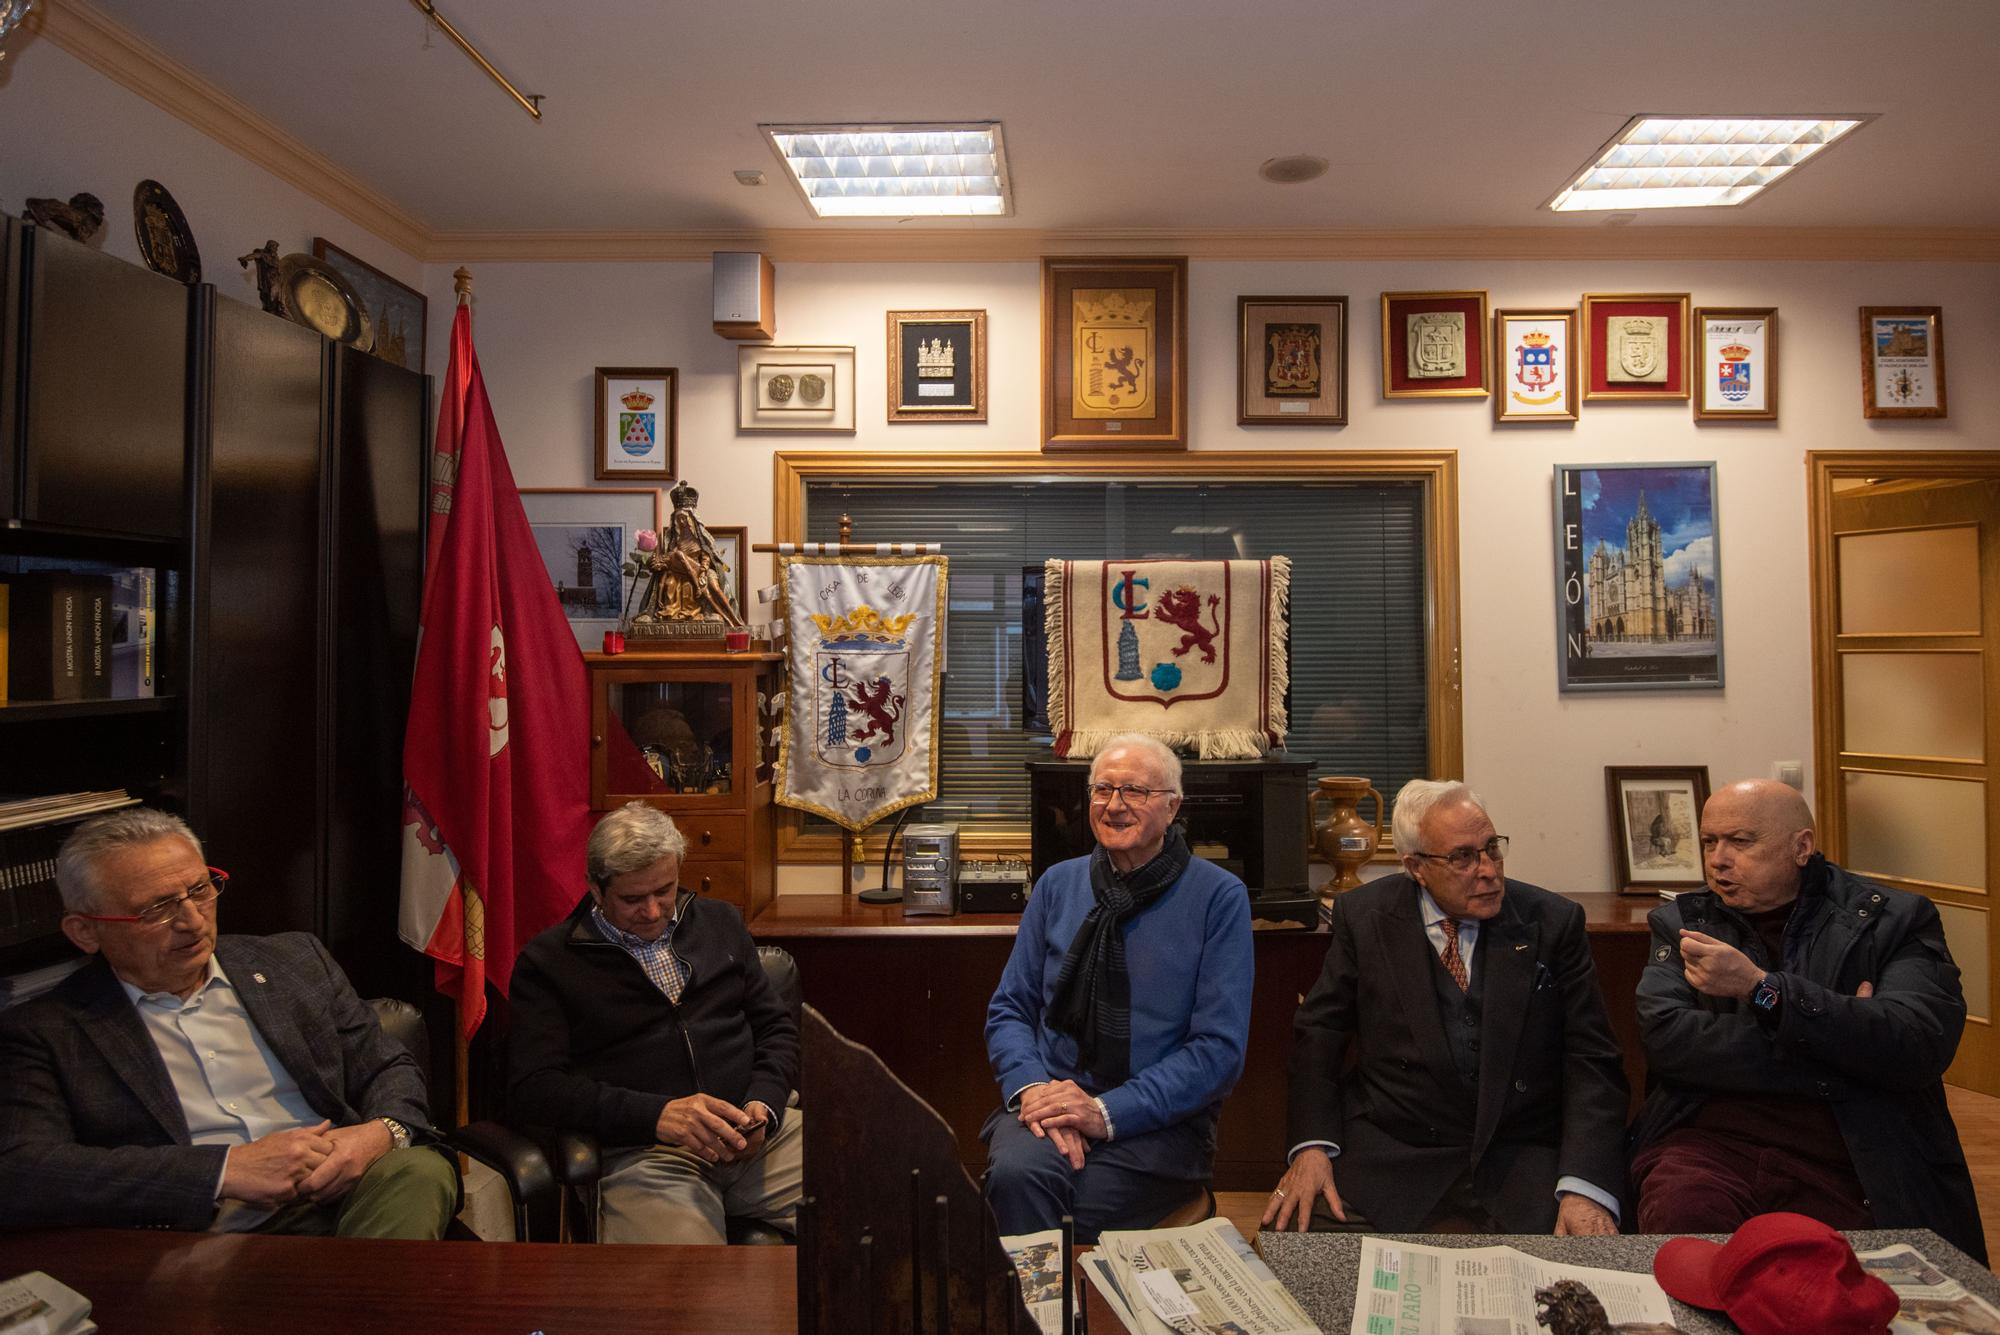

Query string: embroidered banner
1046 557 1290 759
776 555 948 831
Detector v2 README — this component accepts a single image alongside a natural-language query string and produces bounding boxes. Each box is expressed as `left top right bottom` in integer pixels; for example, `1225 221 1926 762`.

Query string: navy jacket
507 892 797 1148
1633 856 1985 1262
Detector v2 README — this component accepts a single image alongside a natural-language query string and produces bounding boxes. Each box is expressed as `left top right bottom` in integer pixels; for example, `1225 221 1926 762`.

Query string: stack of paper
1083 1217 1321 1335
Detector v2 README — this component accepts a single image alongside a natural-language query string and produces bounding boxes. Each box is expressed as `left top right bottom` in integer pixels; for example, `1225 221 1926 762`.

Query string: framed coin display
738 345 856 433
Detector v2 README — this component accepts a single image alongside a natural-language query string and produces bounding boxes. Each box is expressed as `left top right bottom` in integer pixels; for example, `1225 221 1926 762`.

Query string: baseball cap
1653 1213 1898 1335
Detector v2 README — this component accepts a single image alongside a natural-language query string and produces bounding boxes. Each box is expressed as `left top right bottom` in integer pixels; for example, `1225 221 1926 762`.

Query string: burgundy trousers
1632 1125 1873 1235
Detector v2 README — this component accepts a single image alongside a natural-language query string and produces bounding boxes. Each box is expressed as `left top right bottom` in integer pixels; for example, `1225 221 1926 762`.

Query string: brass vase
1309 776 1384 924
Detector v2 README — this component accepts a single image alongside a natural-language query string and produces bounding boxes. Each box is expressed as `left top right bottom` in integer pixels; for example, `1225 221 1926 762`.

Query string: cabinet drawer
684 860 745 908
677 814 746 860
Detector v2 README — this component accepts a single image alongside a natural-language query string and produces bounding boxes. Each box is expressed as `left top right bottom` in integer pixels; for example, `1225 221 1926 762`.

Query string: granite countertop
1256 1228 1997 1334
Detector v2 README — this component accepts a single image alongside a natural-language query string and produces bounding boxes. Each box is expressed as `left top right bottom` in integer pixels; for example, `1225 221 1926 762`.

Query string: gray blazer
0 933 431 1231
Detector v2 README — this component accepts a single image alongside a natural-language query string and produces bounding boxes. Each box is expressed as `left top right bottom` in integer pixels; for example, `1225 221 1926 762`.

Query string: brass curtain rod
410 0 543 121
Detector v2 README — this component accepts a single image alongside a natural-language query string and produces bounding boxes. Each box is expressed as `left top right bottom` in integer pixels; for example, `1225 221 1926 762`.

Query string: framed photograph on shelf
1380 290 1489 399
1042 255 1187 450
1492 308 1578 423
312 237 427 373
1606 765 1712 895
887 310 986 422
594 367 677 481
707 524 749 617
519 487 663 649
1693 308 1777 422
1237 295 1348 425
1582 293 1691 401
1553 461 1722 692
1860 306 1947 419
738 345 856 433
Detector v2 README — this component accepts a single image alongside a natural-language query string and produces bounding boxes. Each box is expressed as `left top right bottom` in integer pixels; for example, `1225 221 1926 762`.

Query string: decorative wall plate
276 253 374 351
132 179 201 284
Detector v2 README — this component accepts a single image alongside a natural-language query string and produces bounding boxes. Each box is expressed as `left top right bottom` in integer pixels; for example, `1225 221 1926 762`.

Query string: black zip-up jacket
507 892 798 1149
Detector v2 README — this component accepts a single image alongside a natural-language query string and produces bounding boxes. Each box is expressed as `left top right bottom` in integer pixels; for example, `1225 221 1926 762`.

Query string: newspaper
1349 1236 1676 1335
1859 1242 2000 1334
1000 1229 1069 1335
1084 1217 1321 1335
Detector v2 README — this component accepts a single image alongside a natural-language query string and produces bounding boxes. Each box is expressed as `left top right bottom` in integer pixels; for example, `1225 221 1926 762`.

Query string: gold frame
770 449 1464 864
1581 292 1692 402
1041 256 1188 450
1492 308 1579 423
1380 289 1491 399
1693 307 1779 423
1237 295 1349 425
887 309 988 423
1859 306 1948 420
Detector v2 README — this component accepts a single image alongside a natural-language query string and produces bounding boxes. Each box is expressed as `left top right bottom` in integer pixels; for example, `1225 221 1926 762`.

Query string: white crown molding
33 1 2000 269
423 224 2000 265
33 0 431 259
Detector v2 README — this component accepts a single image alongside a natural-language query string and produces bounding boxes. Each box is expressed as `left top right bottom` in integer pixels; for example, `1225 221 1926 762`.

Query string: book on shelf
107 568 156 699
0 579 8 704
0 791 141 833
2 572 112 702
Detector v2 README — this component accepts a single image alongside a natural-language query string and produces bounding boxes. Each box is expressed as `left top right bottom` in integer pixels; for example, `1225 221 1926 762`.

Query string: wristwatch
379 1116 412 1151
1750 973 1782 1014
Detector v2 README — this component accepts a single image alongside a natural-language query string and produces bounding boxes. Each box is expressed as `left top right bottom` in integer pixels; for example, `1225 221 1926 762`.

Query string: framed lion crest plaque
1042 256 1187 450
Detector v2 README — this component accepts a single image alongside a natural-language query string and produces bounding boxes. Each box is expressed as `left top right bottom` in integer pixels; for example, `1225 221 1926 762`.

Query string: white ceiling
81 0 2000 236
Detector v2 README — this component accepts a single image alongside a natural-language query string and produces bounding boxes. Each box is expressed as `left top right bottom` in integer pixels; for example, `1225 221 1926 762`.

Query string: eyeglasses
72 868 229 926
1409 837 1509 872
1086 783 1175 806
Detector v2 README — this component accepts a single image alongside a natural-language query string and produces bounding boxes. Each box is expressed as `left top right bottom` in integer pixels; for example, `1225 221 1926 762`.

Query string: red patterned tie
1439 918 1469 992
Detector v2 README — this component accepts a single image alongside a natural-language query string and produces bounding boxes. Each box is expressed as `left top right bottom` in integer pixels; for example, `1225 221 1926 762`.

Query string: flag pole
451 262 474 1129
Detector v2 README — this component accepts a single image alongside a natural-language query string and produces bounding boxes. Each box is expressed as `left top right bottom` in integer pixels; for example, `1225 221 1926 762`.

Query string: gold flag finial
453 267 473 305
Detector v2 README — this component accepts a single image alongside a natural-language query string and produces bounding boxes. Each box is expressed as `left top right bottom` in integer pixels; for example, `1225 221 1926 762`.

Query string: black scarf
1045 826 1192 1084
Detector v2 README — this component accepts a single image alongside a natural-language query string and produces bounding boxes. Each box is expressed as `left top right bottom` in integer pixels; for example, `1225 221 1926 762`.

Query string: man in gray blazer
0 808 455 1236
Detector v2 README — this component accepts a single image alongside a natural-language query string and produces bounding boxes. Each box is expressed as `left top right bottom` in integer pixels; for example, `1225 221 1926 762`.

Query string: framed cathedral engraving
1606 765 1712 895
1581 293 1691 402
1237 295 1348 425
1860 306 1947 419
1042 256 1187 450
1381 290 1490 399
1553 462 1723 692
1493 308 1578 422
1693 308 1778 422
888 309 987 422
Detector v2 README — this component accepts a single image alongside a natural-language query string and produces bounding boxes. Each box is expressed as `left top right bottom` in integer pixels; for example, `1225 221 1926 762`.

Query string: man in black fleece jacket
509 802 799 1243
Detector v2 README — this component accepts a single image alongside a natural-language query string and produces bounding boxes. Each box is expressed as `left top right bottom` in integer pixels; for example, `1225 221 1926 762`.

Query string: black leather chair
368 997 560 1242
547 944 802 1244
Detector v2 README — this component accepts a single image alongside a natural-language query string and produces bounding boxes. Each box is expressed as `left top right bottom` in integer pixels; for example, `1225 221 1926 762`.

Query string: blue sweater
984 854 1253 1141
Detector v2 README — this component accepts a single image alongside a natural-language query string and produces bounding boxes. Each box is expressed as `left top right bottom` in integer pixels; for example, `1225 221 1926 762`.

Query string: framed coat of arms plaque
1042 256 1187 450
1238 295 1348 425
1581 293 1691 402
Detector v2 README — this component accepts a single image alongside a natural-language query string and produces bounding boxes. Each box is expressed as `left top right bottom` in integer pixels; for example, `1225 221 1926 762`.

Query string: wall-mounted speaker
712 251 775 341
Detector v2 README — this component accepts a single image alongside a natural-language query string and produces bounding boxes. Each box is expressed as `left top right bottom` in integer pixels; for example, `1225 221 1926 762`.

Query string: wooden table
0 1230 796 1334
753 892 1657 1191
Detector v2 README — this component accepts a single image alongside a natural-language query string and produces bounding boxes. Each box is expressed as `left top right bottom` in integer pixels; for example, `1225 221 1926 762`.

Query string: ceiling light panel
761 122 1012 218
1546 115 1873 212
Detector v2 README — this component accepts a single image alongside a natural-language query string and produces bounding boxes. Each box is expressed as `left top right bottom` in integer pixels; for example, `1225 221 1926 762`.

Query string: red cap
1653 1213 1899 1335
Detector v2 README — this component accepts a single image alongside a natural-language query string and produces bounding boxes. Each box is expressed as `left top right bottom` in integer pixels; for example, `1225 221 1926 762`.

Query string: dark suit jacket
1286 874 1629 1231
0 933 431 1231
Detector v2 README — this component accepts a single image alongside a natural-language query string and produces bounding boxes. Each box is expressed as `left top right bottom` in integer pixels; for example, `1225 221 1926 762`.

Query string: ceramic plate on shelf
132 179 201 284
276 253 374 351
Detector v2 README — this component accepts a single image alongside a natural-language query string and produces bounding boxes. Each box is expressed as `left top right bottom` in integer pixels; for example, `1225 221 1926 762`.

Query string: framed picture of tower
1553 463 1722 692
519 487 665 649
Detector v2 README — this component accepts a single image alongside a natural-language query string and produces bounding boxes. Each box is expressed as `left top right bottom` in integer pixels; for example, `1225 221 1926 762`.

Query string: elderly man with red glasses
1265 778 1629 1238
0 808 454 1236
982 733 1253 1242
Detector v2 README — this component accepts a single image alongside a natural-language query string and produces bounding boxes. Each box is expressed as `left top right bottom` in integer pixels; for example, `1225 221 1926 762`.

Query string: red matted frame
1381 290 1489 399
1582 293 1691 402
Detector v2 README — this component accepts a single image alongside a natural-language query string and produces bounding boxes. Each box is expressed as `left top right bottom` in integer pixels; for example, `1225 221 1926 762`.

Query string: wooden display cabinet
586 649 782 919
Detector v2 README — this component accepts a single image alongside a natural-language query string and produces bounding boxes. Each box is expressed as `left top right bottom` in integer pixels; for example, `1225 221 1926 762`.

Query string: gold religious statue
637 480 743 627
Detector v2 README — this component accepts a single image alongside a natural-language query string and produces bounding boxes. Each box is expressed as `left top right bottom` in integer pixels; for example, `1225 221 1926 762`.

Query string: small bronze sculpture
1535 1280 1684 1335
23 192 105 243
238 241 285 315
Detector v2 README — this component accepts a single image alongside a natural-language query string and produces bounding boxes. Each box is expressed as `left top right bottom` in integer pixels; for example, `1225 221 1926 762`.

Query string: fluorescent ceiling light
761 122 1012 218
1545 115 1873 212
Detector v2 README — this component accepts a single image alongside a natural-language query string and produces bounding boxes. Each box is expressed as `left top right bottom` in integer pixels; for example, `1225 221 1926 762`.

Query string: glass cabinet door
604 676 737 799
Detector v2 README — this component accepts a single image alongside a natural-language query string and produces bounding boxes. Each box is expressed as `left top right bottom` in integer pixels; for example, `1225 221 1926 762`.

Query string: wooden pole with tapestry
753 525 947 902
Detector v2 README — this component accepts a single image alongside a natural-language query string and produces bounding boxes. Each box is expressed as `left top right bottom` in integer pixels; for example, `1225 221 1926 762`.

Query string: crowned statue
629 480 744 633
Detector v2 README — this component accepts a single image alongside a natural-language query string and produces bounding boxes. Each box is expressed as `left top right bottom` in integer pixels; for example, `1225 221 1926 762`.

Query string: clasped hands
220 1118 393 1208
1019 1079 1106 1171
657 1092 769 1165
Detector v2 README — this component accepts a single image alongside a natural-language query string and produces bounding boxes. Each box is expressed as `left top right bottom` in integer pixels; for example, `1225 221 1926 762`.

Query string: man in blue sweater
983 733 1253 1240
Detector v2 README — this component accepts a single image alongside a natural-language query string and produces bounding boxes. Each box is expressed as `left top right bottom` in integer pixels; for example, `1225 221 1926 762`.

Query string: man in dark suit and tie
0 808 455 1235
1264 779 1628 1235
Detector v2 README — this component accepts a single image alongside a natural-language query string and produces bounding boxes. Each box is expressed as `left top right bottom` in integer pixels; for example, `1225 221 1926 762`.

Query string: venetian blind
802 478 1430 835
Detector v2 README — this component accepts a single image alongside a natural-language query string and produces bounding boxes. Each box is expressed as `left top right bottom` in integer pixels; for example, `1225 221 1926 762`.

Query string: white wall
430 253 2000 895
0 38 422 305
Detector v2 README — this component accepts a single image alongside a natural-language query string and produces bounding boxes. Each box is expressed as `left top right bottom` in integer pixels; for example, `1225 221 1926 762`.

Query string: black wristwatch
1750 972 1781 1013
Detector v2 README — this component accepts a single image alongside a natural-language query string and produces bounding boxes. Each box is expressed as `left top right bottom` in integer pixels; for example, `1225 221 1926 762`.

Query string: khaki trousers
598 1108 804 1245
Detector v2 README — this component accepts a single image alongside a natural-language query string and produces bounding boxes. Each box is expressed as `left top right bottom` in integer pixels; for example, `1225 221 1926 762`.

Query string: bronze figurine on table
633 480 743 632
